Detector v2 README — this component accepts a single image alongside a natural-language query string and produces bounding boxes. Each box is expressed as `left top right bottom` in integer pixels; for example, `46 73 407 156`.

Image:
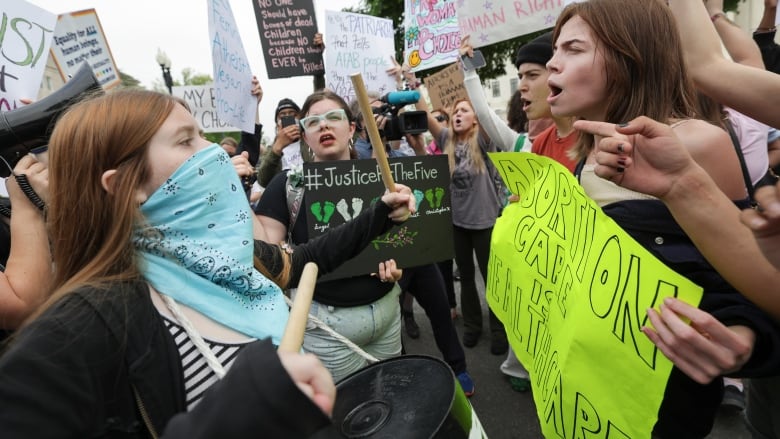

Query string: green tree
119 70 143 88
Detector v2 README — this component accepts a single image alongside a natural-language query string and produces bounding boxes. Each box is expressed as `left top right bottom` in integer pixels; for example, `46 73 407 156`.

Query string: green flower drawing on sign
371 226 417 250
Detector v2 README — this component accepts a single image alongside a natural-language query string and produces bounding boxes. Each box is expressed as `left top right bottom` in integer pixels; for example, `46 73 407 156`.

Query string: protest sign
422 61 467 111
49 9 120 90
324 10 395 104
0 1 57 110
173 85 239 133
457 0 564 48
403 0 460 72
207 0 256 133
486 152 704 438
252 0 324 79
300 155 453 281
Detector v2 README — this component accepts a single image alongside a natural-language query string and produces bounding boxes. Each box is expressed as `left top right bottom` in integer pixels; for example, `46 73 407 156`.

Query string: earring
348 138 354 150
308 146 315 158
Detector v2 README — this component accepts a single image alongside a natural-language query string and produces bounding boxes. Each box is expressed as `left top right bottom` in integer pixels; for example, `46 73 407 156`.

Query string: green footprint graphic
322 201 336 222
434 187 444 208
424 188 435 209
310 202 323 222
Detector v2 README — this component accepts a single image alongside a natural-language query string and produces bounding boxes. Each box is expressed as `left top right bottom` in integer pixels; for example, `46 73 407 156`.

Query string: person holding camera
256 98 303 187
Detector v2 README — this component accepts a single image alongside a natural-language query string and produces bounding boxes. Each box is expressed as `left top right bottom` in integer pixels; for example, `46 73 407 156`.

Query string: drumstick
278 262 319 353
349 73 396 192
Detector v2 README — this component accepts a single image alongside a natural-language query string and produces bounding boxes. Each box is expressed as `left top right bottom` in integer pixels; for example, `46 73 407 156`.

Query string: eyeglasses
435 115 448 123
299 109 349 132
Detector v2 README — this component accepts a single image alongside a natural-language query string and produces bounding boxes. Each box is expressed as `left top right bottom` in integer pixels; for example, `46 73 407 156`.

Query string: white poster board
403 0 460 72
324 10 395 104
49 9 121 90
207 0 256 133
174 85 240 133
456 0 565 48
0 0 57 110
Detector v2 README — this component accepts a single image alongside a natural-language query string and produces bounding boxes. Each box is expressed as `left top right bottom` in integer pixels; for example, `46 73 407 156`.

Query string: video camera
370 90 428 141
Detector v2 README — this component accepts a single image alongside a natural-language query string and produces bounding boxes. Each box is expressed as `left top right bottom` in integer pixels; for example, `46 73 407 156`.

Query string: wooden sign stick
278 262 318 353
349 73 396 192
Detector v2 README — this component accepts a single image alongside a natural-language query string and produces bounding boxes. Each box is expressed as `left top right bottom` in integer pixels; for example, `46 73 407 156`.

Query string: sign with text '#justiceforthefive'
457 0 565 48
300 155 453 282
0 0 57 111
486 152 703 438
252 0 324 79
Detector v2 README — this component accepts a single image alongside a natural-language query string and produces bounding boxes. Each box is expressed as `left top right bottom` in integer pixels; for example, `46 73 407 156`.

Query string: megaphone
0 63 103 177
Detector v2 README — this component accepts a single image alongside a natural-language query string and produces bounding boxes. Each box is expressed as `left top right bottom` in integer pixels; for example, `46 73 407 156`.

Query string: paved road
401 277 751 439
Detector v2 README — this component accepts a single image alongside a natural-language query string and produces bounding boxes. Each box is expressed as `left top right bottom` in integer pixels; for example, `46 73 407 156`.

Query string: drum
332 355 487 438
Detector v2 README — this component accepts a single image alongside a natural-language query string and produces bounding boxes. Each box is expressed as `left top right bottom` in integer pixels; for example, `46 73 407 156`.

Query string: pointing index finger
572 120 621 138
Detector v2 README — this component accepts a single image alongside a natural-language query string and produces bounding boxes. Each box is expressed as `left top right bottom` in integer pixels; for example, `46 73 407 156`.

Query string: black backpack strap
724 118 756 202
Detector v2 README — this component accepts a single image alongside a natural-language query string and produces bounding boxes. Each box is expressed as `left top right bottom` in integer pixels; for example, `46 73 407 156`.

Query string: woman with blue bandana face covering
0 89 415 438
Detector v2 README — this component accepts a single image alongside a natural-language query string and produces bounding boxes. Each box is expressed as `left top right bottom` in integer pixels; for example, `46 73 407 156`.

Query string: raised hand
573 117 700 199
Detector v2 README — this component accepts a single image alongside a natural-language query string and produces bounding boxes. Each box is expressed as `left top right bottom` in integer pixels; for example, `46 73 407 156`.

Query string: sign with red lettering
252 0 324 79
456 0 565 48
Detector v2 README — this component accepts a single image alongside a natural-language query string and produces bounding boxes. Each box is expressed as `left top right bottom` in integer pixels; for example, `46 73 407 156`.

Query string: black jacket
603 199 780 439
0 200 397 438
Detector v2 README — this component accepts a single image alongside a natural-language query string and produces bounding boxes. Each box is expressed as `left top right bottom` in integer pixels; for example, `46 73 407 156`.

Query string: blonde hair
444 98 485 175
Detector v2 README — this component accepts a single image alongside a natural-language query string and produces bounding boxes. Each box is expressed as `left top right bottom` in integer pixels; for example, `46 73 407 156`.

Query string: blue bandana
133 144 288 344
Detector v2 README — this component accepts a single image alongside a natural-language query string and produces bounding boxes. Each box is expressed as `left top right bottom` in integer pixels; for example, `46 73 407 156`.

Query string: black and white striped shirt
162 317 249 409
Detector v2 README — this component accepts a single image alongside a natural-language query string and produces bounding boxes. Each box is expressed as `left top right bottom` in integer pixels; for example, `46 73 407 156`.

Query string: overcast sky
27 0 361 132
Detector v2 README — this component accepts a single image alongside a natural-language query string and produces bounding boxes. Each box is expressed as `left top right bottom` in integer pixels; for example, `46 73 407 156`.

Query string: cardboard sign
173 85 239 133
252 0 324 79
49 9 120 90
324 10 396 104
207 0 256 133
0 0 57 110
403 0 460 72
456 0 565 48
422 61 467 111
487 152 704 438
300 155 453 281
